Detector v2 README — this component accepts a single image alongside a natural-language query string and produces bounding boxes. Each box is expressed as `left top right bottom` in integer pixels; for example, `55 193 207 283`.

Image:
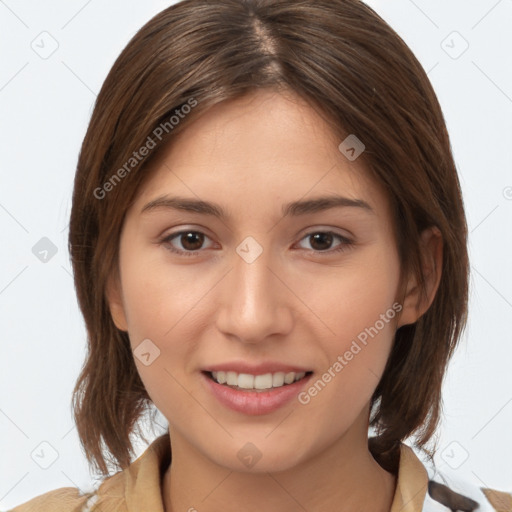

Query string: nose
215 243 294 345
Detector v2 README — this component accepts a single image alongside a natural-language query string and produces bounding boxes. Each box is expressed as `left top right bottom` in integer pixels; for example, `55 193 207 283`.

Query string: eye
159 229 354 257
296 231 353 254
160 230 214 256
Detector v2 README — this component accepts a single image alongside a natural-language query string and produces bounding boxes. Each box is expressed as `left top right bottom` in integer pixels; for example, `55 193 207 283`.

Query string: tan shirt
7 434 512 512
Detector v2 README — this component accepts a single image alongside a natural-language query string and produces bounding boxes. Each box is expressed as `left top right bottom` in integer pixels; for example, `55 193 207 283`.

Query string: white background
1 0 511 508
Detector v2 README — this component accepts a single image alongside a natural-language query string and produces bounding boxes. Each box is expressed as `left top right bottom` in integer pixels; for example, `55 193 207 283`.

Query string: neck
162 412 397 512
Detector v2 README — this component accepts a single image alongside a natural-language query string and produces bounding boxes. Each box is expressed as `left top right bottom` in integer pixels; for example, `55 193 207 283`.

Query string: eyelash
159 230 354 257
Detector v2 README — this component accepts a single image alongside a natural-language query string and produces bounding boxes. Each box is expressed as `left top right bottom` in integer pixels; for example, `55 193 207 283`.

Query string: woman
9 0 511 511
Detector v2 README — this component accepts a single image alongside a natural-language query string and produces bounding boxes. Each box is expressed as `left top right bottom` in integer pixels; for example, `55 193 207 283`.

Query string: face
107 89 419 472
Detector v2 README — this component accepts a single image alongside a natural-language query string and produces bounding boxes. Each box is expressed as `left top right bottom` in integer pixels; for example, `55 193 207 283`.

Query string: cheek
302 248 400 339
119 247 206 342
120 259 206 417
300 249 400 393
118 251 211 405
296 294 398 437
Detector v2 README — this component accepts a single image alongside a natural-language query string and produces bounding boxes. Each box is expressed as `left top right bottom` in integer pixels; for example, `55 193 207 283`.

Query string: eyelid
297 225 353 241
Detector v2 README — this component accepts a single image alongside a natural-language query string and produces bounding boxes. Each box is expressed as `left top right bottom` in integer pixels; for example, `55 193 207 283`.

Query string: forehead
129 89 389 220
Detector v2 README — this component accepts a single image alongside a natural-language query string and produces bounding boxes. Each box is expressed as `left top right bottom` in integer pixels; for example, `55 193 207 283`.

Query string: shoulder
5 487 98 512
5 433 170 512
425 472 512 511
396 443 511 512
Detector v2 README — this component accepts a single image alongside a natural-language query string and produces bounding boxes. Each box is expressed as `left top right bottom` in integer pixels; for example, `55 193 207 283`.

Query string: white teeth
238 373 254 389
210 370 308 390
254 373 273 390
226 371 238 385
284 372 295 384
272 372 285 387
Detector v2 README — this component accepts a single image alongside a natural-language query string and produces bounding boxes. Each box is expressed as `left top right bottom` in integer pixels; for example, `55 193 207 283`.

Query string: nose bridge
215 238 293 343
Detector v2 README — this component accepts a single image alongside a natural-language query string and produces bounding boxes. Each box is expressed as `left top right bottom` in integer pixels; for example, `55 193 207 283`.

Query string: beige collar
96 434 429 512
390 443 430 512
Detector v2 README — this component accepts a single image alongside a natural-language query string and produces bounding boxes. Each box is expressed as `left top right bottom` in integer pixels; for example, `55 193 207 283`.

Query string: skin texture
107 89 442 512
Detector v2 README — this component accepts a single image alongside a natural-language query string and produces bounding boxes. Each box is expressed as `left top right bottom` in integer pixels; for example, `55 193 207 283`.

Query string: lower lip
202 372 312 415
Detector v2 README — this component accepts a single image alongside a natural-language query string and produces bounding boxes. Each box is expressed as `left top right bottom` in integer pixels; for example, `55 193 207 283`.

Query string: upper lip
203 362 312 374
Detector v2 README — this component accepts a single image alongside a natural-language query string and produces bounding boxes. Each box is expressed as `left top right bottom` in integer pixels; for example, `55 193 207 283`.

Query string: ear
105 269 128 332
396 226 443 328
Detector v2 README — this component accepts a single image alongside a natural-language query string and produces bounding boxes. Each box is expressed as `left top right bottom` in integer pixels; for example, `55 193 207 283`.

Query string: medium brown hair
69 0 469 476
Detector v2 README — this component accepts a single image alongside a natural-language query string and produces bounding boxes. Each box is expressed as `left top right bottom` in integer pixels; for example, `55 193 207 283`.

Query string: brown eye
309 232 334 251
296 231 354 255
179 232 205 251
161 230 214 256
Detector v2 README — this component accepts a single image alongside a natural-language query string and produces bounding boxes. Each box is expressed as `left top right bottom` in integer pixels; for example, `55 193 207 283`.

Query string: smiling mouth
204 370 313 391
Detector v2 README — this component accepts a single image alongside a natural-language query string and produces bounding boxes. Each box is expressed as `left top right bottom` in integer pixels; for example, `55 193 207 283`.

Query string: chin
205 437 310 474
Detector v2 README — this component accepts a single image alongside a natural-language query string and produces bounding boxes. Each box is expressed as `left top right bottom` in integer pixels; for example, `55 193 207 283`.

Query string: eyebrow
140 194 374 218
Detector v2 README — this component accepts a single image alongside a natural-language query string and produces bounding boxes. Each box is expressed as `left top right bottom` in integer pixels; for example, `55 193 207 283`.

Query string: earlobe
105 271 129 332
396 227 443 329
